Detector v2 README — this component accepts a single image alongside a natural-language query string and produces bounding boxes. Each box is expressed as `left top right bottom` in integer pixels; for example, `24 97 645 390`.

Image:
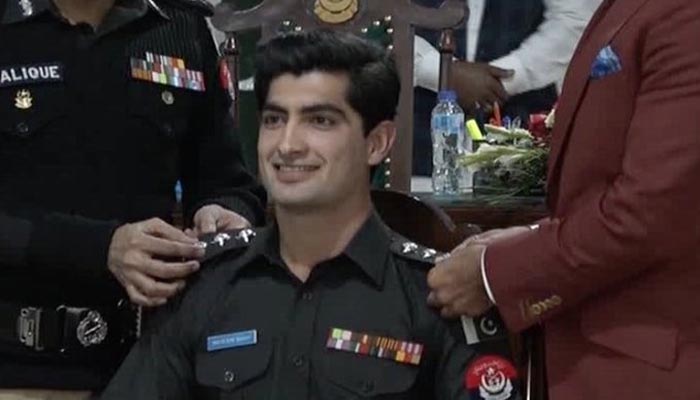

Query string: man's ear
366 121 397 166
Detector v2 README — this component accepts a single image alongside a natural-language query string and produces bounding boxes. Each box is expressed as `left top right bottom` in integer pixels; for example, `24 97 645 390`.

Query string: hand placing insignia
107 218 205 307
191 204 251 236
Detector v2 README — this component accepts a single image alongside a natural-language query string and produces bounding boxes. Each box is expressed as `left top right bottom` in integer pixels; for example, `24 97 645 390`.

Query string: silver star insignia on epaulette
19 0 33 16
211 232 232 247
402 242 419 254
235 229 256 243
422 249 437 259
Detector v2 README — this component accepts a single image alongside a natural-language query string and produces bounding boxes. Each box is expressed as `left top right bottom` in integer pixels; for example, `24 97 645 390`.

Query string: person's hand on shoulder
108 218 206 307
427 226 530 318
191 204 251 236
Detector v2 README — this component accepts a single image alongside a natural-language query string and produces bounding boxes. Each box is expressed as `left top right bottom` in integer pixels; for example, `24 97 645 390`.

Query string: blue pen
502 116 511 130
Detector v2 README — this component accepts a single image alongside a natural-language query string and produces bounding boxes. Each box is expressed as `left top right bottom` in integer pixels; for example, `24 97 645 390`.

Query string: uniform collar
1 0 169 25
342 212 392 287
243 212 392 287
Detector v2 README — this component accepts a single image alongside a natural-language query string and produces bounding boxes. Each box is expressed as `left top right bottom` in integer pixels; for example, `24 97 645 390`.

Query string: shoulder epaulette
199 228 257 263
158 0 214 16
389 234 444 265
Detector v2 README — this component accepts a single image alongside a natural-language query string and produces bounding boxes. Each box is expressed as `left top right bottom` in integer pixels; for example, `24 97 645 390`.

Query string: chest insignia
130 52 206 92
326 327 423 366
14 89 32 109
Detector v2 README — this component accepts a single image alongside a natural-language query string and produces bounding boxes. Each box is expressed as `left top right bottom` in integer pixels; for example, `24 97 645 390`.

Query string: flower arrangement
460 109 555 198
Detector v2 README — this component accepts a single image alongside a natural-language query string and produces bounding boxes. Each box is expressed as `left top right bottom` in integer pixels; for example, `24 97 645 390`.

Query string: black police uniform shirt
101 213 479 399
0 0 265 390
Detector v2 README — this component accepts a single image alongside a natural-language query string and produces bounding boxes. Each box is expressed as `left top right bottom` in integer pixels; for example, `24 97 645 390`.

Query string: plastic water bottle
431 90 472 194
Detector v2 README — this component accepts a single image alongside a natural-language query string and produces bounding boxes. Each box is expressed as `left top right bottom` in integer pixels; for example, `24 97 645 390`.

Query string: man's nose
277 120 307 156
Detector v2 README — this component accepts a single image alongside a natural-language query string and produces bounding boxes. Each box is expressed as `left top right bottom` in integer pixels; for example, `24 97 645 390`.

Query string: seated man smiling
100 29 517 400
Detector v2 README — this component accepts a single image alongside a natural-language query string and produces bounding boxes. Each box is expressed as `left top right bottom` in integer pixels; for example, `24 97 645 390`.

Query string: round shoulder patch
465 355 519 400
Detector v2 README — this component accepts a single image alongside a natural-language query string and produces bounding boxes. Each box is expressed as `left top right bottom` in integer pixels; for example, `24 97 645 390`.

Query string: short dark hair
254 29 400 135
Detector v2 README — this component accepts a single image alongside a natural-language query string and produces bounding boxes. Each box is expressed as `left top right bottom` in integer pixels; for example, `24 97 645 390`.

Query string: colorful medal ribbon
326 327 423 366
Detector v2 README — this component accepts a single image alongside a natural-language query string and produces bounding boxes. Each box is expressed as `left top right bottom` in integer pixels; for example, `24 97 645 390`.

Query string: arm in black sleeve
433 321 475 400
0 211 119 277
434 314 523 400
100 262 233 399
180 17 266 227
100 284 203 399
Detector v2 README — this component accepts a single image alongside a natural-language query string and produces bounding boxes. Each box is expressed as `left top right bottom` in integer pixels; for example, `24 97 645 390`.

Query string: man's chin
271 194 322 212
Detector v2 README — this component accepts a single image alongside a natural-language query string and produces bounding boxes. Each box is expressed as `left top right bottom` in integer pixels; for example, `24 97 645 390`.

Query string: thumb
194 212 218 235
184 228 198 239
427 262 448 289
488 65 515 79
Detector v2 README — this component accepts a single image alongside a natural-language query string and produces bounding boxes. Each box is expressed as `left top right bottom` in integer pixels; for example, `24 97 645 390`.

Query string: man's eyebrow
261 103 288 114
300 103 348 119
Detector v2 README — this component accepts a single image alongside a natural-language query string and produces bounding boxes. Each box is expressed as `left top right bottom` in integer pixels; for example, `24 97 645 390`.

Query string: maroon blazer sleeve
484 2 700 333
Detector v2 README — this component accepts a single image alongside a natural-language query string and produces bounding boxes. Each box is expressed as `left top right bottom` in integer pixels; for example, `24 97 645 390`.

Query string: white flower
544 107 556 130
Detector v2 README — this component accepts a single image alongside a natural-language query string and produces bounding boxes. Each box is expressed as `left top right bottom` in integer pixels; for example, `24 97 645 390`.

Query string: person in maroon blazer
426 0 700 398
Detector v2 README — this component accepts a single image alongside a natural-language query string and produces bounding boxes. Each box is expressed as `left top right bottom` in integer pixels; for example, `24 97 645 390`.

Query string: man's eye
311 116 335 127
262 115 283 127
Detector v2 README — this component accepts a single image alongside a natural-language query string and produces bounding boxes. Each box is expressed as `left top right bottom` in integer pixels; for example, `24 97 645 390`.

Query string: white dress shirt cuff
480 246 497 305
490 54 529 97
414 35 441 92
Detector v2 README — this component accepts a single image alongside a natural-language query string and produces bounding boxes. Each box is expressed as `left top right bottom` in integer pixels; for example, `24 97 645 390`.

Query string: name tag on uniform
326 328 423 366
0 63 64 88
207 329 258 352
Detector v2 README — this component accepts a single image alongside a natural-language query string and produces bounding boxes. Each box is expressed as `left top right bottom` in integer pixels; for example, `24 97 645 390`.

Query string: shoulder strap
199 228 258 263
389 233 444 266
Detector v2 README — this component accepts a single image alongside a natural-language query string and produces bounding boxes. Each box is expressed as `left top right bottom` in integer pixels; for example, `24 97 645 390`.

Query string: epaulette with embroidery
158 0 214 16
389 234 444 265
198 228 258 263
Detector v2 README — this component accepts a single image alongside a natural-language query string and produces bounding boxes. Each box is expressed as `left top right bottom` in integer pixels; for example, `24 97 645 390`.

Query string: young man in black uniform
0 0 264 397
101 30 520 400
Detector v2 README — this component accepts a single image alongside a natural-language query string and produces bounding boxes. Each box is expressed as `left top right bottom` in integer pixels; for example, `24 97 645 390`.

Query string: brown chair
371 189 480 252
211 0 467 192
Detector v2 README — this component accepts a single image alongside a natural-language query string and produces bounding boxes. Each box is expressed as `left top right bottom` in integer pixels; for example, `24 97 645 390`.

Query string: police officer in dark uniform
0 0 265 397
101 29 520 400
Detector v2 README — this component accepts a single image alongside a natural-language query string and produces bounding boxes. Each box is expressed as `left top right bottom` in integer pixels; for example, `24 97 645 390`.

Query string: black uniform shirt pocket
320 350 420 399
127 80 195 142
0 84 67 139
195 340 273 400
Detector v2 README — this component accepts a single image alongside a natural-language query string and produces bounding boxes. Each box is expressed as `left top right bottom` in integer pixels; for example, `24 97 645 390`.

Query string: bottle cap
437 90 458 102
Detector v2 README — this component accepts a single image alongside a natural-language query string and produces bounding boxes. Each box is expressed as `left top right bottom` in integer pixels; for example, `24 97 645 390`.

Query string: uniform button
224 370 235 383
361 380 374 393
292 355 305 367
161 90 175 105
162 123 174 137
15 122 30 137
302 291 313 301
